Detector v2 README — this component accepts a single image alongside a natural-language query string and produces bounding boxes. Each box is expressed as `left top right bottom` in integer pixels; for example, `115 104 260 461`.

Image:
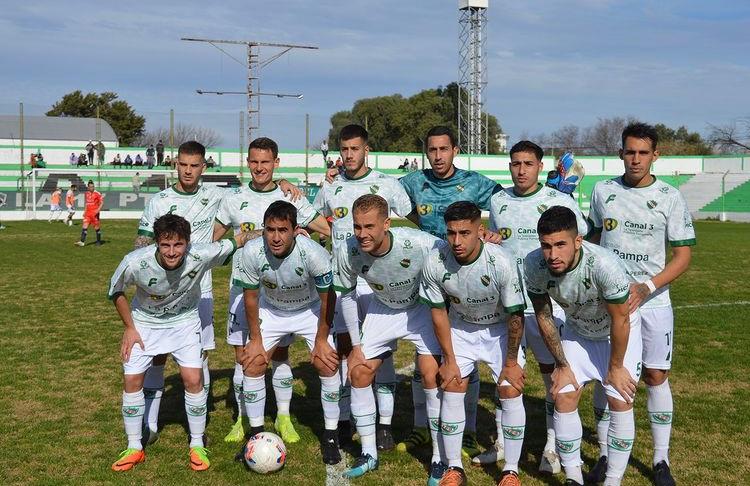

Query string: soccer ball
243 432 286 474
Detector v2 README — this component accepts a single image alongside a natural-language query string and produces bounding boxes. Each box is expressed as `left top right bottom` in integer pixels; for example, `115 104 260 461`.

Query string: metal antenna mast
182 38 317 143
457 1 488 154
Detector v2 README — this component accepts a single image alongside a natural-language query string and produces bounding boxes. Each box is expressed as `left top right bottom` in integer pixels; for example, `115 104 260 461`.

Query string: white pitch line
673 301 750 310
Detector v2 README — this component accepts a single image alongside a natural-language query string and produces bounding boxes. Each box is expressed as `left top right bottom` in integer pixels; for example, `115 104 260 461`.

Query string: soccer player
133 141 227 445
233 201 341 464
476 141 588 472
586 123 694 486
109 214 249 472
75 180 103 246
524 206 642 486
397 125 504 458
313 124 413 450
213 136 330 444
65 184 77 226
420 201 527 486
48 187 63 222
334 194 442 481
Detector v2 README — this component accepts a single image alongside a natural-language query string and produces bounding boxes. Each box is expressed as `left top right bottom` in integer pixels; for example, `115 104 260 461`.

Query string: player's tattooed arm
500 310 526 392
529 292 568 367
505 311 524 362
133 235 153 249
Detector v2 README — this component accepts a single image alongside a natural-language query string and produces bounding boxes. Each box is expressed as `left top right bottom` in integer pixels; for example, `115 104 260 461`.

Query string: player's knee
182 373 203 393
271 346 289 362
416 356 439 388
350 364 374 387
642 367 668 386
554 390 580 413
245 357 268 377
123 373 145 393
152 354 168 366
313 358 338 377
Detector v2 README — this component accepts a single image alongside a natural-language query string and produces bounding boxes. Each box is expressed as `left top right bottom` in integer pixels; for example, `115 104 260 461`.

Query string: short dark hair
178 140 206 159
444 201 481 223
87 180 94 185
621 122 658 150
352 194 388 219
537 206 578 236
426 126 457 148
264 200 297 228
339 124 369 144
153 214 191 242
249 137 279 159
510 140 544 161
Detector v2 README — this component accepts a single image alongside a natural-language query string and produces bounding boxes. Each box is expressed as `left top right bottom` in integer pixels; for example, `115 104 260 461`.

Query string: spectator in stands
132 172 141 194
206 155 216 168
70 152 77 166
77 153 88 166
164 155 172 168
397 158 409 172
112 154 122 166
134 154 144 166
321 140 329 161
146 144 156 169
410 158 418 172
85 140 95 165
335 156 343 174
30 153 38 168
124 154 133 167
156 140 165 165
96 141 105 166
326 157 334 169
36 152 46 168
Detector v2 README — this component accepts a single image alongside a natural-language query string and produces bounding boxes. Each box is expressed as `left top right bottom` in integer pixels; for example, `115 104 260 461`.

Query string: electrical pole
458 0 488 155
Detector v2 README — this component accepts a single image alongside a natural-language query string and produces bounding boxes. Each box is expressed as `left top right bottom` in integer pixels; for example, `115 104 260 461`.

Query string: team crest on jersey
604 218 619 231
334 207 348 218
262 279 277 289
295 267 304 276
647 200 658 209
372 283 384 291
240 222 256 232
261 263 271 272
189 252 201 261
403 239 413 250
438 251 447 262
369 184 380 194
456 184 465 192
334 186 344 195
586 256 595 267
351 247 360 256
188 270 198 279
400 258 411 268
159 192 168 198
548 190 558 198
536 204 548 214
418 204 433 215
605 194 616 204
499 228 512 240
660 186 670 193
488 255 496 265
361 265 370 274
447 295 461 304
200 198 209 206
582 277 592 289
480 275 491 286
140 260 148 269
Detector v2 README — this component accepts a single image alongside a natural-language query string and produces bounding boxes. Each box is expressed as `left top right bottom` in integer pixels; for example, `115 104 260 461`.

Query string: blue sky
1 0 749 149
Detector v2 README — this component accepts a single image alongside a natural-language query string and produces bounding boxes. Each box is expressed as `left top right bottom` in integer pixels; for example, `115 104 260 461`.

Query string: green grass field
1 220 748 485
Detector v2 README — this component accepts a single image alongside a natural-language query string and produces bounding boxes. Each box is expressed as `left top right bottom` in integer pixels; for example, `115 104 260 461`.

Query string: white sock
375 355 396 426
647 380 673 465
411 363 427 428
320 374 342 430
441 391 466 468
243 375 267 428
122 389 145 450
143 364 165 433
202 356 210 393
493 389 503 443
424 387 442 464
500 395 525 473
272 360 293 416
593 381 611 458
351 385 377 458
464 368 480 434
606 409 635 485
339 358 351 422
554 409 583 484
233 362 245 418
184 389 208 448
541 373 556 451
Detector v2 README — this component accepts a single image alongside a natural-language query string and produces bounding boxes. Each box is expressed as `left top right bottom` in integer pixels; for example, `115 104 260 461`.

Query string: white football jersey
108 240 236 328
333 227 440 309
588 177 696 308
313 169 412 250
524 241 632 341
215 183 319 286
420 241 526 325
138 184 226 293
234 235 333 312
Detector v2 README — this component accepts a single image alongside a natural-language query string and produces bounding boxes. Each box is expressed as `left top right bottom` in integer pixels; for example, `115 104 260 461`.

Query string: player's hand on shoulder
325 168 339 184
278 179 303 201
294 227 311 239
481 229 503 244
120 326 144 363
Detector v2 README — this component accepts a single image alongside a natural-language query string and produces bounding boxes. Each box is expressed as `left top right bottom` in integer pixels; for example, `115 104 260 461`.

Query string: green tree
46 91 146 146
654 123 712 155
327 83 504 153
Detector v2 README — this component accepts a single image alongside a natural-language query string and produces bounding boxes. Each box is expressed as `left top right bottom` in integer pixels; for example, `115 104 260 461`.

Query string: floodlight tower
458 0 488 154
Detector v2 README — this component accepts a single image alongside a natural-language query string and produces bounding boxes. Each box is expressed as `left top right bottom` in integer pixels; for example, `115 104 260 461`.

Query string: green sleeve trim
137 229 154 237
316 285 333 293
232 279 259 290
669 238 696 247
223 238 238 265
107 291 124 301
605 292 629 304
333 285 356 294
504 304 527 314
419 296 446 309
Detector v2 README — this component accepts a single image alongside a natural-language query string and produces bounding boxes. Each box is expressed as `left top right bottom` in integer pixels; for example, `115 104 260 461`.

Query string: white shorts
360 299 441 360
558 313 643 403
640 306 674 370
226 285 295 347
256 300 334 351
50 204 61 211
451 319 526 385
522 307 566 366
123 320 203 375
199 293 215 351
332 277 372 344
